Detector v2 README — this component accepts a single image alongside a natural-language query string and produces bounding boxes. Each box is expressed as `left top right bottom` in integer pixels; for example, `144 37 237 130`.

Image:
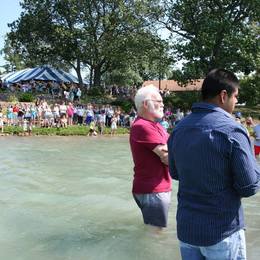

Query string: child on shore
23 119 32 135
111 115 117 136
60 114 68 128
97 111 105 135
88 120 97 136
28 119 33 136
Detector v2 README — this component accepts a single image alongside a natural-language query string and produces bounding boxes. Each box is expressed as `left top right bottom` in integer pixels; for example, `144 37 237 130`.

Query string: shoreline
0 132 130 137
0 125 130 137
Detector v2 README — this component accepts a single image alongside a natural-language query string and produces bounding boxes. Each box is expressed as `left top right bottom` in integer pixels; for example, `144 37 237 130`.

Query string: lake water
0 136 259 260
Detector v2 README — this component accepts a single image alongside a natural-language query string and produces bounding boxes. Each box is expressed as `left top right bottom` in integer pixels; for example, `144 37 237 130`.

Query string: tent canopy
1 65 87 84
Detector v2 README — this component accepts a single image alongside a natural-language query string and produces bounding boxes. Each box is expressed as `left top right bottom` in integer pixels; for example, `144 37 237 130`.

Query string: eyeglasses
146 99 164 104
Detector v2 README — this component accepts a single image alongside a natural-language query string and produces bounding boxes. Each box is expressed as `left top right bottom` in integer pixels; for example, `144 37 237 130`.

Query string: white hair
134 84 160 113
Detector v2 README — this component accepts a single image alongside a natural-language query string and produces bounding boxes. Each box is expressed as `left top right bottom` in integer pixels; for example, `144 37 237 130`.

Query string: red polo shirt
129 117 172 193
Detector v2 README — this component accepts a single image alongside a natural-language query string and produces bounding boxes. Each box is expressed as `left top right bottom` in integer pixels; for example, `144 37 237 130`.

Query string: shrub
163 92 200 110
111 98 134 113
19 93 34 102
87 87 104 97
7 94 19 103
3 125 129 136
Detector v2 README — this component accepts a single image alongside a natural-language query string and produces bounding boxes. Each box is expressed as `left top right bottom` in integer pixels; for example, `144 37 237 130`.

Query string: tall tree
154 0 260 80
7 0 86 85
7 0 158 87
103 32 172 86
239 75 260 106
0 38 26 72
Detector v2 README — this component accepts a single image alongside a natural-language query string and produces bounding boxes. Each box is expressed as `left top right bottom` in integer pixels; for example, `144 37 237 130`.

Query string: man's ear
219 90 227 104
143 99 148 109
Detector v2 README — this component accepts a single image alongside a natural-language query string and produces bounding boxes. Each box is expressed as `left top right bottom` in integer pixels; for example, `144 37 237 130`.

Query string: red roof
142 79 203 92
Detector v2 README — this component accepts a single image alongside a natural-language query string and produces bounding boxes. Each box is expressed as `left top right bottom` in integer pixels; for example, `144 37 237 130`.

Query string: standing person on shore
97 110 106 135
129 85 172 229
168 69 260 259
110 115 117 136
76 105 85 126
66 102 74 126
59 101 67 119
253 118 260 158
0 108 4 133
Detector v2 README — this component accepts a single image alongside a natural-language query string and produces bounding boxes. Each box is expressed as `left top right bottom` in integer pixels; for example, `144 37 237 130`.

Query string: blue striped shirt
168 102 260 246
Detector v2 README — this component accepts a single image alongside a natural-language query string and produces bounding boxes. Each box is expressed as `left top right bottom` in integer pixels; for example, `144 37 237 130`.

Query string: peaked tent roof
2 66 87 84
1 68 29 82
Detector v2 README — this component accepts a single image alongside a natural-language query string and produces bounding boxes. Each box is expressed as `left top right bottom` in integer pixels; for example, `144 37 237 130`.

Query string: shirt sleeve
132 124 166 150
168 133 179 180
231 128 260 197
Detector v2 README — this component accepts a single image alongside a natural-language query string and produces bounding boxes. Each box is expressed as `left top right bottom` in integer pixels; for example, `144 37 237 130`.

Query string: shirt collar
137 116 159 124
191 102 233 119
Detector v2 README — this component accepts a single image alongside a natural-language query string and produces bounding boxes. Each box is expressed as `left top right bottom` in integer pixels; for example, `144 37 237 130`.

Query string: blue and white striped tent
2 65 86 84
1 68 29 82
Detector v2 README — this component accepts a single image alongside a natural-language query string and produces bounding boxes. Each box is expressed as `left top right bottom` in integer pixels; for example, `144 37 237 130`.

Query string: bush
19 93 34 102
111 98 134 113
87 87 104 96
7 94 19 103
3 125 129 136
163 92 201 110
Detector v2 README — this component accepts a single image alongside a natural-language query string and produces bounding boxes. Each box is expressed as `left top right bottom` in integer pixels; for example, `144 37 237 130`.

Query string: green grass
234 105 260 119
2 125 130 136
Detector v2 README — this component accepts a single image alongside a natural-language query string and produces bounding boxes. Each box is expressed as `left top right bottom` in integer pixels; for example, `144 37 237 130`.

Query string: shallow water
0 136 259 260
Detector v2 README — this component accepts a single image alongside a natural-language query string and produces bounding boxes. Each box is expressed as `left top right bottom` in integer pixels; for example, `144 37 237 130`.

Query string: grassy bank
1 125 130 136
234 105 260 119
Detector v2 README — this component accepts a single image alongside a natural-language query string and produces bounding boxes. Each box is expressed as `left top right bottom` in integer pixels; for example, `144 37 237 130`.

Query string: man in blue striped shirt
168 69 260 260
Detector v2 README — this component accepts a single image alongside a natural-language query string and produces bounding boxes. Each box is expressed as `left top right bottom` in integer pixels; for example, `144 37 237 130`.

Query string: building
142 79 203 92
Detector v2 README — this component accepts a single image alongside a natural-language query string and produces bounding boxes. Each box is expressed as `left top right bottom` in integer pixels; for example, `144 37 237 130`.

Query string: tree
7 0 159 87
154 0 260 80
0 38 26 72
103 32 172 86
239 75 260 106
7 0 86 85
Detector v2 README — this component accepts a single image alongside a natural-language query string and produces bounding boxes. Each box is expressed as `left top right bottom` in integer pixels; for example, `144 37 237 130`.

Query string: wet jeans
179 229 246 260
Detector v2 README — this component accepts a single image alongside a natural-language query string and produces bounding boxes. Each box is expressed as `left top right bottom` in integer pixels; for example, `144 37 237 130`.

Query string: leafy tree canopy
155 0 260 81
6 0 169 87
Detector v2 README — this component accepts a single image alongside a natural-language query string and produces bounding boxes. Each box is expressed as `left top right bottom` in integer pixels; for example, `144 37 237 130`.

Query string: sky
0 0 22 70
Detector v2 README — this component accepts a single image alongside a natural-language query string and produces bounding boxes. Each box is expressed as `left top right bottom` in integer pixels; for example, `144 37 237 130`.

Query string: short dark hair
201 69 239 100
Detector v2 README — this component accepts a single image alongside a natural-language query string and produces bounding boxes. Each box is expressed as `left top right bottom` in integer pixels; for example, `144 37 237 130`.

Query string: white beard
148 102 164 119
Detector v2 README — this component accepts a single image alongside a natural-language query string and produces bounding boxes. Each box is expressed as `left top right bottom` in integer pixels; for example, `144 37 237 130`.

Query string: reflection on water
0 136 259 260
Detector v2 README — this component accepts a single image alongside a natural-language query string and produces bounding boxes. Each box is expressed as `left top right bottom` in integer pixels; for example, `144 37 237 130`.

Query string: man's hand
153 144 169 165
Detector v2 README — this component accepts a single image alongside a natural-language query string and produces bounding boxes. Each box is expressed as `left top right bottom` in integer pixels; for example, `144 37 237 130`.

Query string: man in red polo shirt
129 85 172 229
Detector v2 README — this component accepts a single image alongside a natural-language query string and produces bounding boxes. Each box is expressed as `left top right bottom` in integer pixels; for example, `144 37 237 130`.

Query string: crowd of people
0 78 140 100
0 78 138 135
0 102 179 136
0 79 82 101
0 93 258 140
0 99 136 135
0 76 175 102
0 79 194 136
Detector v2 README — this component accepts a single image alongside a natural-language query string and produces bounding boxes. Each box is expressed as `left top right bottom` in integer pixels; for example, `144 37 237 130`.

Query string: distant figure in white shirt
0 110 4 133
175 108 184 125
